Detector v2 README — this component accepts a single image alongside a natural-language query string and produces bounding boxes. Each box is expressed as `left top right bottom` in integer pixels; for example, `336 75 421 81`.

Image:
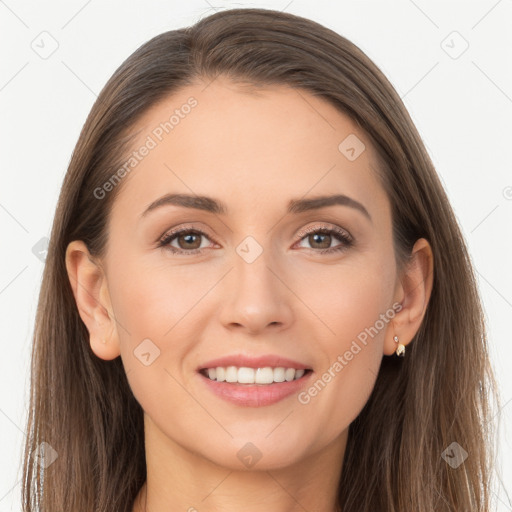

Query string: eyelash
157 224 353 256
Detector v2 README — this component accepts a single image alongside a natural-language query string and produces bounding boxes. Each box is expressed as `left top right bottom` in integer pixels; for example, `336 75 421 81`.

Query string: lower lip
198 371 313 407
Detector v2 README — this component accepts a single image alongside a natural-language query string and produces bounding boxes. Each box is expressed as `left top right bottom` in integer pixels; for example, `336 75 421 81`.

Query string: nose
218 248 294 336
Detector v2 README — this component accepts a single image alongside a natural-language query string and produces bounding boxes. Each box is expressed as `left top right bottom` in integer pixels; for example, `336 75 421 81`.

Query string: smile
197 367 313 407
200 366 309 385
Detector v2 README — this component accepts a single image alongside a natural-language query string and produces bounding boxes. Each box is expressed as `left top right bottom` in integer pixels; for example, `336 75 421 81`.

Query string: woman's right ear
65 240 121 360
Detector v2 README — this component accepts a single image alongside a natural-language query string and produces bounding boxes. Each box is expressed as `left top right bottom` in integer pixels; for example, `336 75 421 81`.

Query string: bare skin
65 76 433 512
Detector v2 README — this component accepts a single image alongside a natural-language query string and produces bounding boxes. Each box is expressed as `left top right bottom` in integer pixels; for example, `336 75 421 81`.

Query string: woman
21 7 499 511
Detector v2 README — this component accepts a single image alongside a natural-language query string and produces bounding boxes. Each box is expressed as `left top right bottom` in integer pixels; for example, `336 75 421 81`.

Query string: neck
132 415 347 512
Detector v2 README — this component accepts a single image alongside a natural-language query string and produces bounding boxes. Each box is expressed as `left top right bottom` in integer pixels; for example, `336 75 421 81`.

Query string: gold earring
393 335 405 357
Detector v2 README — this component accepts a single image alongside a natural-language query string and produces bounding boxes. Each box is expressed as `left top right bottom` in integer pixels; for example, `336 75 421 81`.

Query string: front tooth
255 367 274 384
273 367 286 382
225 366 238 382
216 367 226 382
238 367 255 384
208 366 307 383
285 368 295 381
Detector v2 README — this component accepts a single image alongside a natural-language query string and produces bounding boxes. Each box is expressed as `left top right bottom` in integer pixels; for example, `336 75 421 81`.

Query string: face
92 76 402 470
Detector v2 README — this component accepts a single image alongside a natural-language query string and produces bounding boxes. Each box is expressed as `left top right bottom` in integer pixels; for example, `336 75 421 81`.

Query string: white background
1 0 511 510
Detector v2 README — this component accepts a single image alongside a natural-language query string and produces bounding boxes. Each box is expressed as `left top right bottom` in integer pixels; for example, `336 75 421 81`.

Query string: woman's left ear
384 238 434 356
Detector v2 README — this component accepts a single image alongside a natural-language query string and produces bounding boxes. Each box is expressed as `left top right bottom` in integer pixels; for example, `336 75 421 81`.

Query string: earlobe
65 240 121 361
384 238 434 356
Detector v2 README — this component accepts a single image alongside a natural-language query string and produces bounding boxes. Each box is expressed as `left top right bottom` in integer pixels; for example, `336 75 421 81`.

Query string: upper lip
198 354 312 371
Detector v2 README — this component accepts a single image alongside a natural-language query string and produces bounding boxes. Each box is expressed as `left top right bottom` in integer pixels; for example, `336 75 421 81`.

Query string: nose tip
218 260 294 335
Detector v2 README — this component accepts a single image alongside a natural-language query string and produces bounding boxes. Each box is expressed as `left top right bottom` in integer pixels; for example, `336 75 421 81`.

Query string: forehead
110 76 388 223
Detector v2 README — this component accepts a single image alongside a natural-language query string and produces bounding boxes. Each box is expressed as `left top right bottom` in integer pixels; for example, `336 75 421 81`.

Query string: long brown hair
21 7 499 511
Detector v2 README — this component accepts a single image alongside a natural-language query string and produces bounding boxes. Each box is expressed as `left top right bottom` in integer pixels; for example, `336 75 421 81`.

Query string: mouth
197 366 314 407
196 354 314 406
199 366 313 385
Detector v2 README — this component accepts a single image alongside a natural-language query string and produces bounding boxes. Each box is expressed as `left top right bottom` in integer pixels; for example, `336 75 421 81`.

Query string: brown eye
295 226 353 254
175 231 202 250
307 232 332 249
159 228 214 254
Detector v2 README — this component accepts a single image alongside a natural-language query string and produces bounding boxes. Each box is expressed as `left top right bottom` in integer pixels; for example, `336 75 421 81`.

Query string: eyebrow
140 193 372 222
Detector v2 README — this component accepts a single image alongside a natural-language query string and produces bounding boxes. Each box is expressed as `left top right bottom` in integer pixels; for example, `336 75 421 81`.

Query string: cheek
292 254 394 435
105 256 212 410
107 251 205 342
293 249 395 345
329 257 394 371
107 260 206 417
